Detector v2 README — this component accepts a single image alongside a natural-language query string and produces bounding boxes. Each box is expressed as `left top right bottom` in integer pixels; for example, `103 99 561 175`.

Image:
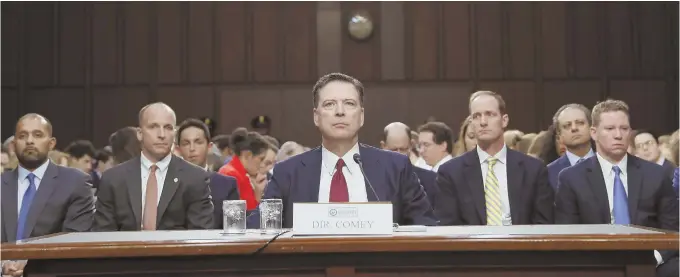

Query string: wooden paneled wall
2 2 677 148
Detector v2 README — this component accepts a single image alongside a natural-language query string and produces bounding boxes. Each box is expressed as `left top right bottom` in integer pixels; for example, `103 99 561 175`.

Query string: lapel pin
174 178 178 183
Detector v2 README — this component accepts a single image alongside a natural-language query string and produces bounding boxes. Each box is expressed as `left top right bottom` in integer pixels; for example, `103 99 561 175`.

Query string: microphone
353 153 381 202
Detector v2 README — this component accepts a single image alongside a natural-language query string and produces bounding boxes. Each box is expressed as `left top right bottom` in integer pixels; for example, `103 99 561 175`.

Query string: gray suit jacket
1 162 95 243
93 155 214 231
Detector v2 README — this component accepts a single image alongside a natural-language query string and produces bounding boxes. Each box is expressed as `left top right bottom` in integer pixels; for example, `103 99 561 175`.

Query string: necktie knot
577 158 585 164
335 159 345 171
26 173 36 186
149 164 158 173
612 165 621 175
487 157 498 168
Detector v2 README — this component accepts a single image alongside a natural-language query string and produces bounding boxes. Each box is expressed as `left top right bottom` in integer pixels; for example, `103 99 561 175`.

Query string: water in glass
260 199 283 234
223 200 246 234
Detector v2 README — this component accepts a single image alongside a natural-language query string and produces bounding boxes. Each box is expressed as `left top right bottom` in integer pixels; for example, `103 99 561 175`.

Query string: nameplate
293 202 393 235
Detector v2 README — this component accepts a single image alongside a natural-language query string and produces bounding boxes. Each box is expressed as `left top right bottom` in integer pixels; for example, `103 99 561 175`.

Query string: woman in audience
528 125 560 164
452 116 476 157
109 126 141 164
504 130 524 151
217 127 271 211
517 133 537 154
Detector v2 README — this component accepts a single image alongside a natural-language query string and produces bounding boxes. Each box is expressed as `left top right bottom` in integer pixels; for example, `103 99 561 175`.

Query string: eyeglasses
635 140 656 149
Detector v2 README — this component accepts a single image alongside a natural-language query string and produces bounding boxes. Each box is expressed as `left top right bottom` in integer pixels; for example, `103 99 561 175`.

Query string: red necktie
329 159 349 202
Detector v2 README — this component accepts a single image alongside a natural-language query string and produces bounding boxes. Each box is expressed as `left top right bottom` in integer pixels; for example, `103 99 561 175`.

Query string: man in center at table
248 73 436 228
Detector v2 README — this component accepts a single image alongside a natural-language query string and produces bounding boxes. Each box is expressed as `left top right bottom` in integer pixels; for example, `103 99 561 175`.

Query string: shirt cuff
654 250 664 266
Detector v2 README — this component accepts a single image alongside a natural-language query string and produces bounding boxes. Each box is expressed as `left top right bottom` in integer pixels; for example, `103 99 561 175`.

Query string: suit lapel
506 150 525 223
2 170 19 241
462 151 486 224
23 163 59 239
301 148 322 202
626 157 642 223
157 156 180 226
586 158 611 222
359 146 383 202
125 158 143 228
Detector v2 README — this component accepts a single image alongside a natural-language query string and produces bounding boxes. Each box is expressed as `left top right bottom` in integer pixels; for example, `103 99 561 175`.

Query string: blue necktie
17 173 37 241
672 168 679 198
612 166 630 224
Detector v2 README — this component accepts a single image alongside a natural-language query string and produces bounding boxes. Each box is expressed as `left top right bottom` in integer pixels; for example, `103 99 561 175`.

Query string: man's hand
252 173 268 202
2 260 26 277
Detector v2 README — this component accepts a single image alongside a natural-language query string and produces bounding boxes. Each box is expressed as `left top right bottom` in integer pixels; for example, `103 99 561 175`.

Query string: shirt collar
596 152 628 176
140 152 172 172
656 156 665 166
565 148 595 166
322 143 360 175
18 159 50 182
477 144 508 165
433 155 452 169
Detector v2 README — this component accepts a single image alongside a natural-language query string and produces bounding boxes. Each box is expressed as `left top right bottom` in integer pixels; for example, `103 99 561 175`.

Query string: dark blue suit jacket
248 144 437 228
413 166 438 207
547 155 571 191
209 173 240 229
434 149 554 226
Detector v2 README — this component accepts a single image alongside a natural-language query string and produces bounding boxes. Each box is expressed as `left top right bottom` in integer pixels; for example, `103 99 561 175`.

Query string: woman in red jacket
218 128 272 210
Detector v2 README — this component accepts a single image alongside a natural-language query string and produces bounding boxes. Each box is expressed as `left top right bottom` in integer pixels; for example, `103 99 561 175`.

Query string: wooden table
2 225 677 277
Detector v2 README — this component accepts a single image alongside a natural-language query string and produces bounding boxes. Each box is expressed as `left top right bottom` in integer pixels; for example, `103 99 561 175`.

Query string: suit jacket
547 155 570 191
209 172 240 228
434 149 554 226
1 162 94 242
555 155 678 230
248 144 437 228
93 155 214 231
413 166 438 208
661 159 677 183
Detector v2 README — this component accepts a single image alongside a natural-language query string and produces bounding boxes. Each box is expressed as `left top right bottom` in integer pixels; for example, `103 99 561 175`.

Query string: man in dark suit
250 73 436 228
94 103 214 231
633 130 676 181
1 114 95 276
435 91 554 226
547 104 596 190
175 118 240 229
380 122 438 206
555 100 678 277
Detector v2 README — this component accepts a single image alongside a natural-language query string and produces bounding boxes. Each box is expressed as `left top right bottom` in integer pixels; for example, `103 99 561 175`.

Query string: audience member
634 130 676 180
453 116 476 156
109 126 141 164
94 103 214 231
64 140 96 174
547 104 595 190
417 122 453 172
503 130 523 151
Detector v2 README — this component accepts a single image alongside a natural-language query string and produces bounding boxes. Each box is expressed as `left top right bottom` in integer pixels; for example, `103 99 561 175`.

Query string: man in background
634 130 676 181
64 140 97 174
417 122 453 172
547 104 595 190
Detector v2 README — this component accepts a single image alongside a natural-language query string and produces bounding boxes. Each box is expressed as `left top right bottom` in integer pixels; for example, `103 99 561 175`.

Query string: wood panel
218 88 283 140
58 2 86 86
92 88 150 147
187 2 214 84
609 81 667 134
157 2 183 84
282 2 316 82
605 3 635 77
406 83 474 134
542 81 601 128
2 3 21 88
281 88 317 147
635 3 667 78
1 90 20 139
477 81 537 132
123 2 151 85
157 87 215 123
475 2 504 79
359 86 409 145
26 89 86 149
25 2 55 87
251 2 281 82
341 1 381 81
407 2 439 80
570 2 602 78
215 2 247 83
92 3 118 85
506 2 535 79
442 2 471 80
540 2 568 78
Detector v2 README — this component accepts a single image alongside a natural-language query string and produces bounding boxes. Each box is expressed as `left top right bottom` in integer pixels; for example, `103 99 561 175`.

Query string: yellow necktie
484 157 502 226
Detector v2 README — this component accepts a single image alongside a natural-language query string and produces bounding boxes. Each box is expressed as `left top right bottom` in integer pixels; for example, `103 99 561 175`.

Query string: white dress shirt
414 157 431 171
140 153 172 211
431 155 452 172
565 149 595 166
477 145 512 225
656 156 665 166
17 160 50 214
595 153 629 220
318 143 368 203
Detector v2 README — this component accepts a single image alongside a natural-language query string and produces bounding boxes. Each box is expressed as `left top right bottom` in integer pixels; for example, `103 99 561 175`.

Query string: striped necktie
484 157 502 226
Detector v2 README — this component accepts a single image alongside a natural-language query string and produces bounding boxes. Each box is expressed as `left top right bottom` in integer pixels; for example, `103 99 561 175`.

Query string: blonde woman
452 116 476 157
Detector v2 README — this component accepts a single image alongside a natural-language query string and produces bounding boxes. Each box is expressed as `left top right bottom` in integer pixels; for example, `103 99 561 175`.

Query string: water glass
260 199 283 234
223 200 246 234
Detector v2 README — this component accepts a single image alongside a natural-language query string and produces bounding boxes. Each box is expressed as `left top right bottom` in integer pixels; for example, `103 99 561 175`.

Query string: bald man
381 122 439 207
94 103 214 231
